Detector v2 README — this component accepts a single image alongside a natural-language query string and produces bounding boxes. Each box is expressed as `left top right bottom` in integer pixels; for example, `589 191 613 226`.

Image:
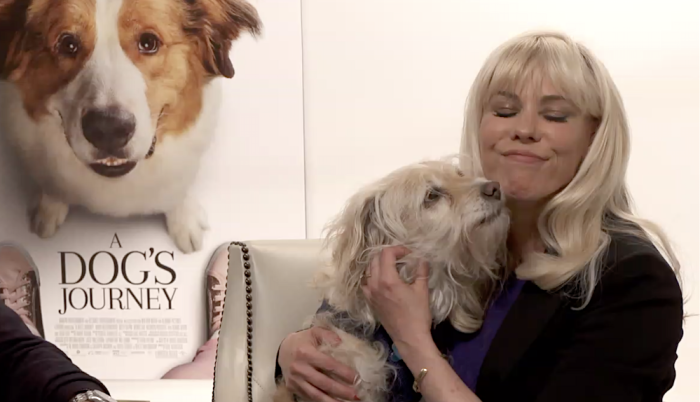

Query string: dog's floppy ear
0 0 31 80
186 0 262 79
323 190 385 318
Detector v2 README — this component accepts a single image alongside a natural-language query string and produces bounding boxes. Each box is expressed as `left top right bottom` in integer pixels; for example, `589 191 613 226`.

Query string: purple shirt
449 276 526 391
314 276 526 402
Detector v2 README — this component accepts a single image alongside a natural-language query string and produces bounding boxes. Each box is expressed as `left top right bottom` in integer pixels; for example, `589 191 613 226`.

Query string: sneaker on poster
206 243 230 340
0 243 45 338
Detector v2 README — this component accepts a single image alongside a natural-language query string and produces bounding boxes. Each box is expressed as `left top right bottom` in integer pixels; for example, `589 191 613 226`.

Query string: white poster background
0 0 306 380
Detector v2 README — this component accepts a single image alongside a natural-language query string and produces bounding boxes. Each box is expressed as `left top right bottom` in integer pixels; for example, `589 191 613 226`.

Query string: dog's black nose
81 107 135 153
480 181 501 200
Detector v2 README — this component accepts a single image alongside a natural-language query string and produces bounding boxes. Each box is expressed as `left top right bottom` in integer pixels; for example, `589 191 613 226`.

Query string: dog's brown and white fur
274 159 511 402
0 0 261 253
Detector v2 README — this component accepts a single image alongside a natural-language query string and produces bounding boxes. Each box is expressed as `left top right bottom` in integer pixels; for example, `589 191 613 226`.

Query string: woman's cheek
480 154 500 181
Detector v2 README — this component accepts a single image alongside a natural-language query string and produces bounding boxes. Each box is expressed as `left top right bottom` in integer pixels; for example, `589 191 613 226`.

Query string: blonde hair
460 30 681 308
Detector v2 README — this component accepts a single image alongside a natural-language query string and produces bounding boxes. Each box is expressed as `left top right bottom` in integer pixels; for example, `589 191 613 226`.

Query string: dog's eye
456 169 464 177
56 33 81 57
424 188 443 206
138 33 161 55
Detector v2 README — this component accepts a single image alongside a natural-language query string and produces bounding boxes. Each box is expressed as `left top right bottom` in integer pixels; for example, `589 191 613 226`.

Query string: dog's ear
323 190 384 316
0 0 31 80
330 191 379 273
186 0 262 79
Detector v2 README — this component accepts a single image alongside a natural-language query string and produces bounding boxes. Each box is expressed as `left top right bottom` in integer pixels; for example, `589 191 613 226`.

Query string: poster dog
0 0 261 253
275 159 511 402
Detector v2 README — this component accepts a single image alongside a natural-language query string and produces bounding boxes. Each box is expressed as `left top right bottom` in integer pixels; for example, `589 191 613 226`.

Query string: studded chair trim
212 241 253 402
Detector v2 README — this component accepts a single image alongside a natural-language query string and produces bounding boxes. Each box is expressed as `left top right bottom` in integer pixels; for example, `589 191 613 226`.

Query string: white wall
301 0 699 400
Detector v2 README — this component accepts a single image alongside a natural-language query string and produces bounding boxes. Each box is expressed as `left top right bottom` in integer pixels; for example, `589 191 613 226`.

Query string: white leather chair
213 240 329 402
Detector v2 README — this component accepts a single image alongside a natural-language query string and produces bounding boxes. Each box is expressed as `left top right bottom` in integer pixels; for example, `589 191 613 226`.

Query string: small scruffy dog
274 158 511 402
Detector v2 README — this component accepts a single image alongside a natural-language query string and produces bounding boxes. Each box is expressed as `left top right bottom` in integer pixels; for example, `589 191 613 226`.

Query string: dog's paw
29 194 70 238
165 198 209 254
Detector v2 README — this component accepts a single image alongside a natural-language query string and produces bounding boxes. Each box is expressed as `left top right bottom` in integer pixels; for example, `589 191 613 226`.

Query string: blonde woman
276 31 684 402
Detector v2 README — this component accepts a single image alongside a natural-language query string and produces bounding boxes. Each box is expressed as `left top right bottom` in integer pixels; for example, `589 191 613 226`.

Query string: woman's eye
544 114 569 123
56 33 81 57
138 33 161 54
494 109 517 118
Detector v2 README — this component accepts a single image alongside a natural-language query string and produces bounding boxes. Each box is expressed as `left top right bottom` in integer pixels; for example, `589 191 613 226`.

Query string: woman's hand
278 327 359 402
360 247 482 402
361 246 433 350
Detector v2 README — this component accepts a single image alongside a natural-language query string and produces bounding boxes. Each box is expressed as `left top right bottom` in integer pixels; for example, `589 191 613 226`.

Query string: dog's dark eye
56 33 81 57
456 169 464 177
138 33 161 55
424 188 443 206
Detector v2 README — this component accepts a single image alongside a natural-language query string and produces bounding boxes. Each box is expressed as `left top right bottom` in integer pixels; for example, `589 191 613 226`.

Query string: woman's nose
510 113 540 143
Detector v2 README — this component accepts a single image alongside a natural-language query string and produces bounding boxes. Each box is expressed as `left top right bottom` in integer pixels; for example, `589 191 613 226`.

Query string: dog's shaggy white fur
275 159 510 402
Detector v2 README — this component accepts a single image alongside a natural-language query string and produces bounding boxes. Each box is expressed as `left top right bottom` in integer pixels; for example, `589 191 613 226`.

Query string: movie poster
0 0 305 380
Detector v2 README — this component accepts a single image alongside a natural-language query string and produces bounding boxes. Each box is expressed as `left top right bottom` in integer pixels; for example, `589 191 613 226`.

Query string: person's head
463 31 623 216
460 30 679 306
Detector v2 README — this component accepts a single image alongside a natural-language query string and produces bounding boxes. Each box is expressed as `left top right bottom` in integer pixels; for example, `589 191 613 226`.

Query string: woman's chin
486 173 550 203
502 187 546 204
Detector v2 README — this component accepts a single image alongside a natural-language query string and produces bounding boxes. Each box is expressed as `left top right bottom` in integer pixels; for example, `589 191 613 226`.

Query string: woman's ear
587 116 600 144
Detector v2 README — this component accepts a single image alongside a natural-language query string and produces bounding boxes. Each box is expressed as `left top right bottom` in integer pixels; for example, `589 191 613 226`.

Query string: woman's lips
502 150 548 164
505 154 545 163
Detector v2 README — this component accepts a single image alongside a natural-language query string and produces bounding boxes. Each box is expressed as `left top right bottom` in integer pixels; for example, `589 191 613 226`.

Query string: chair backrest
213 239 328 402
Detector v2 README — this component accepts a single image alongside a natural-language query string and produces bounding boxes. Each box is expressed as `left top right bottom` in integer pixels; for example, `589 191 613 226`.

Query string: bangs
482 35 602 118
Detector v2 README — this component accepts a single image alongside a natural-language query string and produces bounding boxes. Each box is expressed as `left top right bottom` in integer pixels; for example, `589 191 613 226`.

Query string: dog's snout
81 107 136 153
480 181 501 201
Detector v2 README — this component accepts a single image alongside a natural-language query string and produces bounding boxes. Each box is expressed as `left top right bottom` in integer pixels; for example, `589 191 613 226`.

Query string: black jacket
0 300 109 402
476 232 683 401
275 232 684 401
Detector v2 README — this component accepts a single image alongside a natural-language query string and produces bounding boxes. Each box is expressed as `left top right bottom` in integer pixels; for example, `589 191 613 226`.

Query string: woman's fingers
377 248 398 284
309 326 342 348
287 356 357 401
376 246 414 285
288 358 356 401
299 363 358 401
306 348 357 385
412 260 430 283
380 246 411 268
365 253 381 290
281 327 360 402
295 380 347 402
363 246 414 296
